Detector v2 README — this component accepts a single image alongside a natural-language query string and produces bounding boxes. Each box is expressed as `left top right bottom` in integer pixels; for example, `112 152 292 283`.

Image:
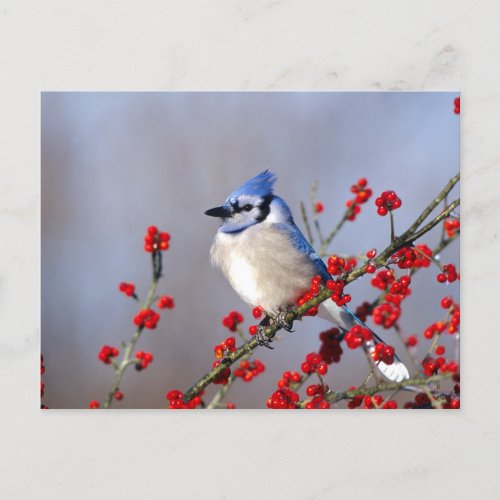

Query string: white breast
210 224 316 314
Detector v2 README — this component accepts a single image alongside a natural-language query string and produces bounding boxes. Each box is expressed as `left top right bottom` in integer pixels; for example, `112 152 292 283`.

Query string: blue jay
205 171 409 382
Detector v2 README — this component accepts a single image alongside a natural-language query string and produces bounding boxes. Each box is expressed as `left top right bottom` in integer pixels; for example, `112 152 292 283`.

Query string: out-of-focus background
41 92 459 409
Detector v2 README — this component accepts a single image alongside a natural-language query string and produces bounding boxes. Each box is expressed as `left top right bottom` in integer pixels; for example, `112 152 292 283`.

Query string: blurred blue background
41 92 459 409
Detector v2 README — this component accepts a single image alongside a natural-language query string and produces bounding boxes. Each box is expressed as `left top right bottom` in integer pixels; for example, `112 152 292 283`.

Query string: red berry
147 225 158 236
158 295 175 309
435 345 445 356
252 306 264 319
301 362 312 374
316 362 328 376
314 202 324 213
89 400 100 409
406 335 418 347
114 391 124 401
249 325 258 336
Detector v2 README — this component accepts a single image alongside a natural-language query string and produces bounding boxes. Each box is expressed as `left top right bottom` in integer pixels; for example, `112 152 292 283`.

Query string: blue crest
228 170 277 200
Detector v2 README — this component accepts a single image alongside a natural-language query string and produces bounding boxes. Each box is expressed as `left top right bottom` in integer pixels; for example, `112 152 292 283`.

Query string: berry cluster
364 249 378 273
118 282 136 297
295 275 321 316
222 310 244 332
441 297 460 334
277 370 302 389
404 393 432 409
319 327 343 364
300 352 328 376
326 278 351 307
144 225 170 253
385 275 412 307
345 325 373 349
375 190 402 216
444 218 460 237
354 301 372 323
454 97 460 115
327 255 357 275
372 343 395 365
158 295 175 309
98 345 119 364
214 337 236 359
347 391 398 409
234 359 265 382
135 351 154 370
372 301 401 329
436 263 459 283
267 388 299 409
413 244 432 268
133 308 160 329
304 384 330 409
425 357 458 377
166 389 203 409
389 275 411 295
345 178 373 221
391 246 417 269
423 321 446 339
371 269 395 290
423 298 460 338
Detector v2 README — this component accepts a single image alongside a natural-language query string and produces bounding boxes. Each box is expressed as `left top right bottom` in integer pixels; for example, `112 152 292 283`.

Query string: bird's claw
274 307 295 332
256 326 274 349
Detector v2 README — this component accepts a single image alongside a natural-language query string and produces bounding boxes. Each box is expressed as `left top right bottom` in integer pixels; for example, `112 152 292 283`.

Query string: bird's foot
273 306 295 332
256 325 274 349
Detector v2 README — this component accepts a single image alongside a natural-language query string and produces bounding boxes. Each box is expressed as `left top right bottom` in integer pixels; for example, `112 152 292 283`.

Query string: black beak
204 206 232 218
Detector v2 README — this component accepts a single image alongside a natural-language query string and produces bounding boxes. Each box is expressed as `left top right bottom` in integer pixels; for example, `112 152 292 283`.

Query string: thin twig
300 201 314 245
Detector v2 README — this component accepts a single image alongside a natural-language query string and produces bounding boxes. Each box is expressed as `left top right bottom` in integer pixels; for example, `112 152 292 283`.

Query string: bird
204 170 409 383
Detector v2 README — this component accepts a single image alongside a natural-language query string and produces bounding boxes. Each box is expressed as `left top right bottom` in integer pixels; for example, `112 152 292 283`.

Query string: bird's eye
243 204 253 211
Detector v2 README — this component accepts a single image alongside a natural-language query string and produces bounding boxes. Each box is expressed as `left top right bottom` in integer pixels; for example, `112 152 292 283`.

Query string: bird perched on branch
205 170 409 382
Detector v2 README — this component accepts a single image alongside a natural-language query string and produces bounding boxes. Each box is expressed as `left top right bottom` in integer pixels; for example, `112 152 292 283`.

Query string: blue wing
273 222 331 282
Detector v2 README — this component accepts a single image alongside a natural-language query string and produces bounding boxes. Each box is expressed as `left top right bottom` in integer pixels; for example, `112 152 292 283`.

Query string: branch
402 172 459 239
320 373 453 406
300 201 314 245
319 204 356 255
102 252 162 408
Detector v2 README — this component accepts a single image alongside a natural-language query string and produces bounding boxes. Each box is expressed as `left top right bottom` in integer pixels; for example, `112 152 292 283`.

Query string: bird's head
204 170 291 233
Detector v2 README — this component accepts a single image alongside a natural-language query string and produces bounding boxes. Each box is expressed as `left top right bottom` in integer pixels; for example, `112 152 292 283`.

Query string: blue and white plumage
205 171 409 383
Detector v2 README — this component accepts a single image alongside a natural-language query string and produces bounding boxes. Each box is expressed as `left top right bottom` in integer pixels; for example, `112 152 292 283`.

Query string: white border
1 1 499 498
